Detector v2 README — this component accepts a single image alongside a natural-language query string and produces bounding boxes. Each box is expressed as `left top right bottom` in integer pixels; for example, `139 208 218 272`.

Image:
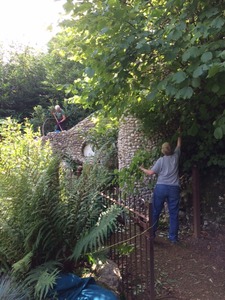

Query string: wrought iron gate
101 189 155 300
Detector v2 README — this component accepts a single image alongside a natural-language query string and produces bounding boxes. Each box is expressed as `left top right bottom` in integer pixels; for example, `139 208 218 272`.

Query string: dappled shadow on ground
154 226 225 300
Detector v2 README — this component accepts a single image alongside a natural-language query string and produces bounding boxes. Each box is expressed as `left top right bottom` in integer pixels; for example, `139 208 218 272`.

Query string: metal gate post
149 202 155 300
192 165 201 238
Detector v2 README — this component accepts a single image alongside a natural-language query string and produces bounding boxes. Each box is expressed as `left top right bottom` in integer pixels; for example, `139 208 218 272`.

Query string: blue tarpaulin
48 273 118 300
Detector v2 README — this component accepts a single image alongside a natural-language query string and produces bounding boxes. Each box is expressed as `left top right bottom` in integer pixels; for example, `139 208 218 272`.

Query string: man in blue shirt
140 133 181 243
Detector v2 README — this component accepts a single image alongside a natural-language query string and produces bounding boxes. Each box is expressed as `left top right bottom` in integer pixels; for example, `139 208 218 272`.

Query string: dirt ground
154 225 225 300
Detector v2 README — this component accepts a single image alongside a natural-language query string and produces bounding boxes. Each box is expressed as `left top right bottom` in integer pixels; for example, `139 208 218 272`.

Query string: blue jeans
153 184 180 241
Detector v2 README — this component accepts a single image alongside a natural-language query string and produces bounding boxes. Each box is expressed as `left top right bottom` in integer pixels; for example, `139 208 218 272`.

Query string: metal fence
101 189 155 300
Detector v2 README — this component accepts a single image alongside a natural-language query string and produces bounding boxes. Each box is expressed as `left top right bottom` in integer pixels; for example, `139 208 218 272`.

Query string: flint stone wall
42 115 95 164
43 114 157 199
118 115 158 199
118 115 157 169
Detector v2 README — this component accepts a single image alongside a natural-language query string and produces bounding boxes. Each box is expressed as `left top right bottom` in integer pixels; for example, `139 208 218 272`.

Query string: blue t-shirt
151 147 181 186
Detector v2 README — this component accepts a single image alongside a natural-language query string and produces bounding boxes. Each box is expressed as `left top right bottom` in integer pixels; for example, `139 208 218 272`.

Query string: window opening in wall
83 143 95 157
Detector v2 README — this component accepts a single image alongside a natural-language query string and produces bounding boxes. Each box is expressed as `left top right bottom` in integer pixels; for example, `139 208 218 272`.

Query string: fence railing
101 188 155 300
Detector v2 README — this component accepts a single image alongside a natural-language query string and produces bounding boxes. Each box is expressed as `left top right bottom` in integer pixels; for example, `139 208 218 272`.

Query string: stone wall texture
43 114 158 199
118 115 157 170
118 115 158 200
43 114 157 169
42 115 95 164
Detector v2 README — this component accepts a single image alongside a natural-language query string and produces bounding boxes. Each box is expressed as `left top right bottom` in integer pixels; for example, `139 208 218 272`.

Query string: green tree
0 46 49 120
0 43 92 133
41 38 94 130
59 0 225 171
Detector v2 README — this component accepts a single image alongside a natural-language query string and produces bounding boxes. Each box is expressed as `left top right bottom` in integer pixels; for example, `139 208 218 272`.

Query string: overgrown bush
0 118 53 268
0 119 122 299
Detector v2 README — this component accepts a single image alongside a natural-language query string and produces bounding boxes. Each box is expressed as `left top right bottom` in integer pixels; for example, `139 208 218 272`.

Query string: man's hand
139 166 155 176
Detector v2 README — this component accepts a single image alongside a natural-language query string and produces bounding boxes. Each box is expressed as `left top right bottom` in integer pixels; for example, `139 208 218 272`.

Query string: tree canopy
0 44 91 132
0 0 225 170
0 46 48 120
57 0 225 171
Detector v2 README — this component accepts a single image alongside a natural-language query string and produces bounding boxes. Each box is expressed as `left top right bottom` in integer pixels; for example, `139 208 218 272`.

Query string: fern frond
34 268 60 300
71 205 122 261
23 261 62 300
12 251 33 277
0 122 120 276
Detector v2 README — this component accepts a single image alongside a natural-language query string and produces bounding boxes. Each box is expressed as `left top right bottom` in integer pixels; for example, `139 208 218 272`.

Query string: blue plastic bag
48 273 118 300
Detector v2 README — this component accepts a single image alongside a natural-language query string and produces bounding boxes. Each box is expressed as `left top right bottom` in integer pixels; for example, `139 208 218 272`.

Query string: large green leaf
214 127 223 139
165 85 178 96
211 16 225 29
175 86 193 99
193 64 208 78
201 52 213 63
182 47 200 62
203 7 219 18
172 71 187 83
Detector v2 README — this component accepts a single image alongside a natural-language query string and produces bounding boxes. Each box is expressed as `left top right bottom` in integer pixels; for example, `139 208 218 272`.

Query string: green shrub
0 118 122 299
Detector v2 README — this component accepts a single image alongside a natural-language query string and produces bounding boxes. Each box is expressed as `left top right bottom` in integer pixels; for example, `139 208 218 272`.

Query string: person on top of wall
139 130 182 243
53 105 67 131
